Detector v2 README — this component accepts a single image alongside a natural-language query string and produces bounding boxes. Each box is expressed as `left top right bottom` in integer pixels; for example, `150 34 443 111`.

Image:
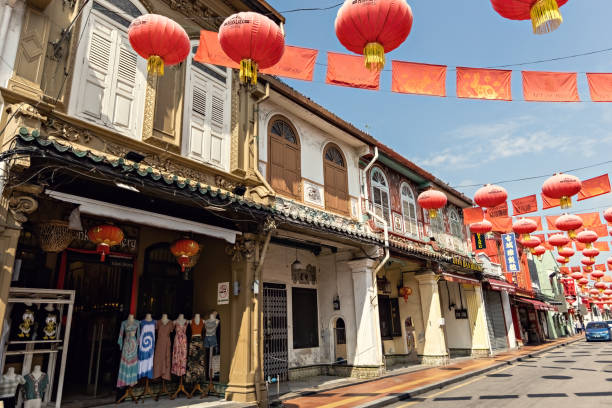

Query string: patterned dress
138 320 156 379
186 320 206 384
153 320 174 380
117 319 140 387
171 321 188 376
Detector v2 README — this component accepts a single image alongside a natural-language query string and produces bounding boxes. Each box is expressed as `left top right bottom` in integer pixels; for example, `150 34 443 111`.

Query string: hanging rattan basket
38 220 75 252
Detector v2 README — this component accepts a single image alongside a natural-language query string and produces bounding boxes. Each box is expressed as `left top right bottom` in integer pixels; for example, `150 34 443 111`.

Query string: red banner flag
595 264 606 272
594 241 610 251
586 73 612 102
463 207 484 225
577 174 611 201
571 266 581 273
533 234 553 250
512 195 538 215
261 46 318 81
592 225 608 238
524 216 543 231
575 241 586 251
522 71 580 102
486 202 509 218
541 193 560 210
560 267 570 275
194 30 239 69
485 213 512 232
391 61 447 97
545 215 561 230
326 52 380 90
456 67 512 100
577 213 603 229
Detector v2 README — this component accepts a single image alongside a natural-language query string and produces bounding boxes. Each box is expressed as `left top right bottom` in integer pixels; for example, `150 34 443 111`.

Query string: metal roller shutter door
485 289 508 350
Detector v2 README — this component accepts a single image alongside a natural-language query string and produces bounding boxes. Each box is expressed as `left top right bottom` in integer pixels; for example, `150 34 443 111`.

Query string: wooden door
269 118 301 199
324 145 349 215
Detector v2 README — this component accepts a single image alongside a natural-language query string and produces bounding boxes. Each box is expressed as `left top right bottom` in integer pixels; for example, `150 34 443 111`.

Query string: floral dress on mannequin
117 319 140 387
171 321 188 376
138 320 156 379
186 320 205 384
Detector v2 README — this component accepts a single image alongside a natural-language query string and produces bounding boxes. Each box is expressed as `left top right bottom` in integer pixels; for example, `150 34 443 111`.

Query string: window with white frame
370 168 391 227
449 209 462 238
429 208 444 240
183 46 232 171
400 183 418 236
70 0 147 140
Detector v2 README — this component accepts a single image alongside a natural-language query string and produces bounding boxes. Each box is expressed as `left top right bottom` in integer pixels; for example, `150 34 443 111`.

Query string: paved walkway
281 335 582 408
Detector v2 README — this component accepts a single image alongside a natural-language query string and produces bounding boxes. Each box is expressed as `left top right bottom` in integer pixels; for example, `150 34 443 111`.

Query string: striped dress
117 319 140 387
138 320 156 379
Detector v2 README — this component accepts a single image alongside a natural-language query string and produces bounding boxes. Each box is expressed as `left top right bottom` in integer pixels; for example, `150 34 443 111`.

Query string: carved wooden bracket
8 193 39 223
225 236 256 262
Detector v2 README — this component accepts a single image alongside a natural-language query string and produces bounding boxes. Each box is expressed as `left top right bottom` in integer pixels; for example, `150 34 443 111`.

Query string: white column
415 272 449 365
348 258 383 369
500 291 517 349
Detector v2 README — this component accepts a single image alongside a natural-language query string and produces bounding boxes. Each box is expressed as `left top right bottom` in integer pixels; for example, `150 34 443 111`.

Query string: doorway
333 318 347 363
60 251 134 407
263 283 288 381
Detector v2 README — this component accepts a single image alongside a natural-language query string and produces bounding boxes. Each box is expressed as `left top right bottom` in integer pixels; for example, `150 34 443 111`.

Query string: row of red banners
462 174 612 229
561 265 612 274
196 31 612 102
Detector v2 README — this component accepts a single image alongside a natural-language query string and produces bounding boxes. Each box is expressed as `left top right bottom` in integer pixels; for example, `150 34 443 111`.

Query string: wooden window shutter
268 118 301 200
152 63 184 148
323 145 349 215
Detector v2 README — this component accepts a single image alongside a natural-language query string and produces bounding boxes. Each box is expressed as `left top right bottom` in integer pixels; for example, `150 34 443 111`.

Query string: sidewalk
280 335 583 408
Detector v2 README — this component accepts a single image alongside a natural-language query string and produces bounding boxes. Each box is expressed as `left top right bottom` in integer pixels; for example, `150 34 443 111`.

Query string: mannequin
23 366 47 408
0 367 24 408
37 303 59 341
187 314 205 398
136 314 156 400
116 314 140 404
171 314 189 400
203 312 220 395
145 313 153 321
153 313 174 400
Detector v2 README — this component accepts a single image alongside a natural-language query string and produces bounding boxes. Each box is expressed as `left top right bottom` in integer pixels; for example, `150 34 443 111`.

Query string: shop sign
501 233 519 273
473 233 486 250
454 308 468 319
451 257 483 272
217 282 230 305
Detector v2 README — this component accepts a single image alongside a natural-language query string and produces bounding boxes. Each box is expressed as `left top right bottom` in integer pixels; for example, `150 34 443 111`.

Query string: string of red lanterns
490 0 568 34
417 189 447 219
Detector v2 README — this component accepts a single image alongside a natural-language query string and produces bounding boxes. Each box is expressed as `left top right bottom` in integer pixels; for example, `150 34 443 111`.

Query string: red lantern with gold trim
128 14 190 76
417 189 447 219
170 239 200 272
87 224 124 261
557 246 574 259
554 214 583 239
219 12 285 85
570 271 583 281
542 173 582 209
512 218 538 241
591 271 605 282
556 256 569 265
604 208 612 224
490 0 569 34
519 236 541 254
581 257 595 267
595 281 607 293
576 230 598 249
583 248 600 261
470 220 493 234
335 0 413 72
549 233 570 248
474 184 508 209
578 277 589 287
532 245 546 260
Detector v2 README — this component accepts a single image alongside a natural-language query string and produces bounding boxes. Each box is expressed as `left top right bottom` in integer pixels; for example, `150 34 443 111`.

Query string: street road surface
387 339 612 407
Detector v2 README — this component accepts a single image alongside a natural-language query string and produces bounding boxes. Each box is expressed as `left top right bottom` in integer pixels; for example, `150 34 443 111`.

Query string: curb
355 337 583 408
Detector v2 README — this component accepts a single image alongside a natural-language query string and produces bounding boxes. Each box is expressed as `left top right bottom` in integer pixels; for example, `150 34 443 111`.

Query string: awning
442 272 480 286
46 190 239 243
487 278 516 294
516 297 558 312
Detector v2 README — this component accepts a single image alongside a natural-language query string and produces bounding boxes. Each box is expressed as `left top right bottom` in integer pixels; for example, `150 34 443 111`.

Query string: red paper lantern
520 236 541 249
576 230 598 249
417 189 447 219
470 220 493 234
335 0 413 72
128 14 189 76
399 286 412 302
554 214 583 239
219 12 285 85
170 239 200 272
581 257 595 267
557 247 574 259
604 208 612 224
548 233 570 248
542 173 582 209
490 0 569 34
532 245 546 259
556 256 569 265
473 184 508 208
570 272 583 281
578 277 589 286
607 257 612 267
87 224 124 261
590 288 600 296
604 289 612 296
582 248 600 260
592 271 605 282
512 218 538 241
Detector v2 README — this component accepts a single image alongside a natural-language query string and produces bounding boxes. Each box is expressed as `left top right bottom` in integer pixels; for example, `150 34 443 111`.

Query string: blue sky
268 0 612 268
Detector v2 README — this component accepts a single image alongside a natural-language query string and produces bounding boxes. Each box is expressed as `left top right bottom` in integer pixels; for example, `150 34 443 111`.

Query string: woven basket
38 220 74 252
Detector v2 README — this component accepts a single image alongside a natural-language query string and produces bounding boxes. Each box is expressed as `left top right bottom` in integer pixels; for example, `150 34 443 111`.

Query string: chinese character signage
501 232 520 273
473 233 486 250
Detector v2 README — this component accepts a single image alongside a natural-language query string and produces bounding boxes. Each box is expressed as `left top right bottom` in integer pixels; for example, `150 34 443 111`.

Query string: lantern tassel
147 55 164 76
240 59 258 85
363 42 385 72
559 195 572 209
428 209 438 219
530 0 563 35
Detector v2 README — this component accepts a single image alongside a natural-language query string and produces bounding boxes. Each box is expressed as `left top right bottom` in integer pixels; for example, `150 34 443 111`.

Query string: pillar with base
347 258 383 378
463 284 491 357
415 272 449 365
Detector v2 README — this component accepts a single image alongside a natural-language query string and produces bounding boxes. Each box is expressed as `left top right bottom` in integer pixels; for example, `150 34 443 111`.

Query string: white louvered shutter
189 77 207 159
208 83 225 166
77 14 114 124
109 31 140 135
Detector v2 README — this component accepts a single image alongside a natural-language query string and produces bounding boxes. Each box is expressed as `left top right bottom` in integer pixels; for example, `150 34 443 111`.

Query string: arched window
323 144 349 215
69 0 148 139
449 209 462 238
268 116 301 199
370 168 391 226
400 183 417 236
427 208 444 240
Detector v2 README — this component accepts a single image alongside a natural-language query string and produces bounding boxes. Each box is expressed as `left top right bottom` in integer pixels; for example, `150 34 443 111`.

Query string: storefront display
138 316 156 380
23 365 48 408
36 304 59 341
0 367 25 408
187 314 206 395
9 303 37 341
117 315 140 388
153 316 174 381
